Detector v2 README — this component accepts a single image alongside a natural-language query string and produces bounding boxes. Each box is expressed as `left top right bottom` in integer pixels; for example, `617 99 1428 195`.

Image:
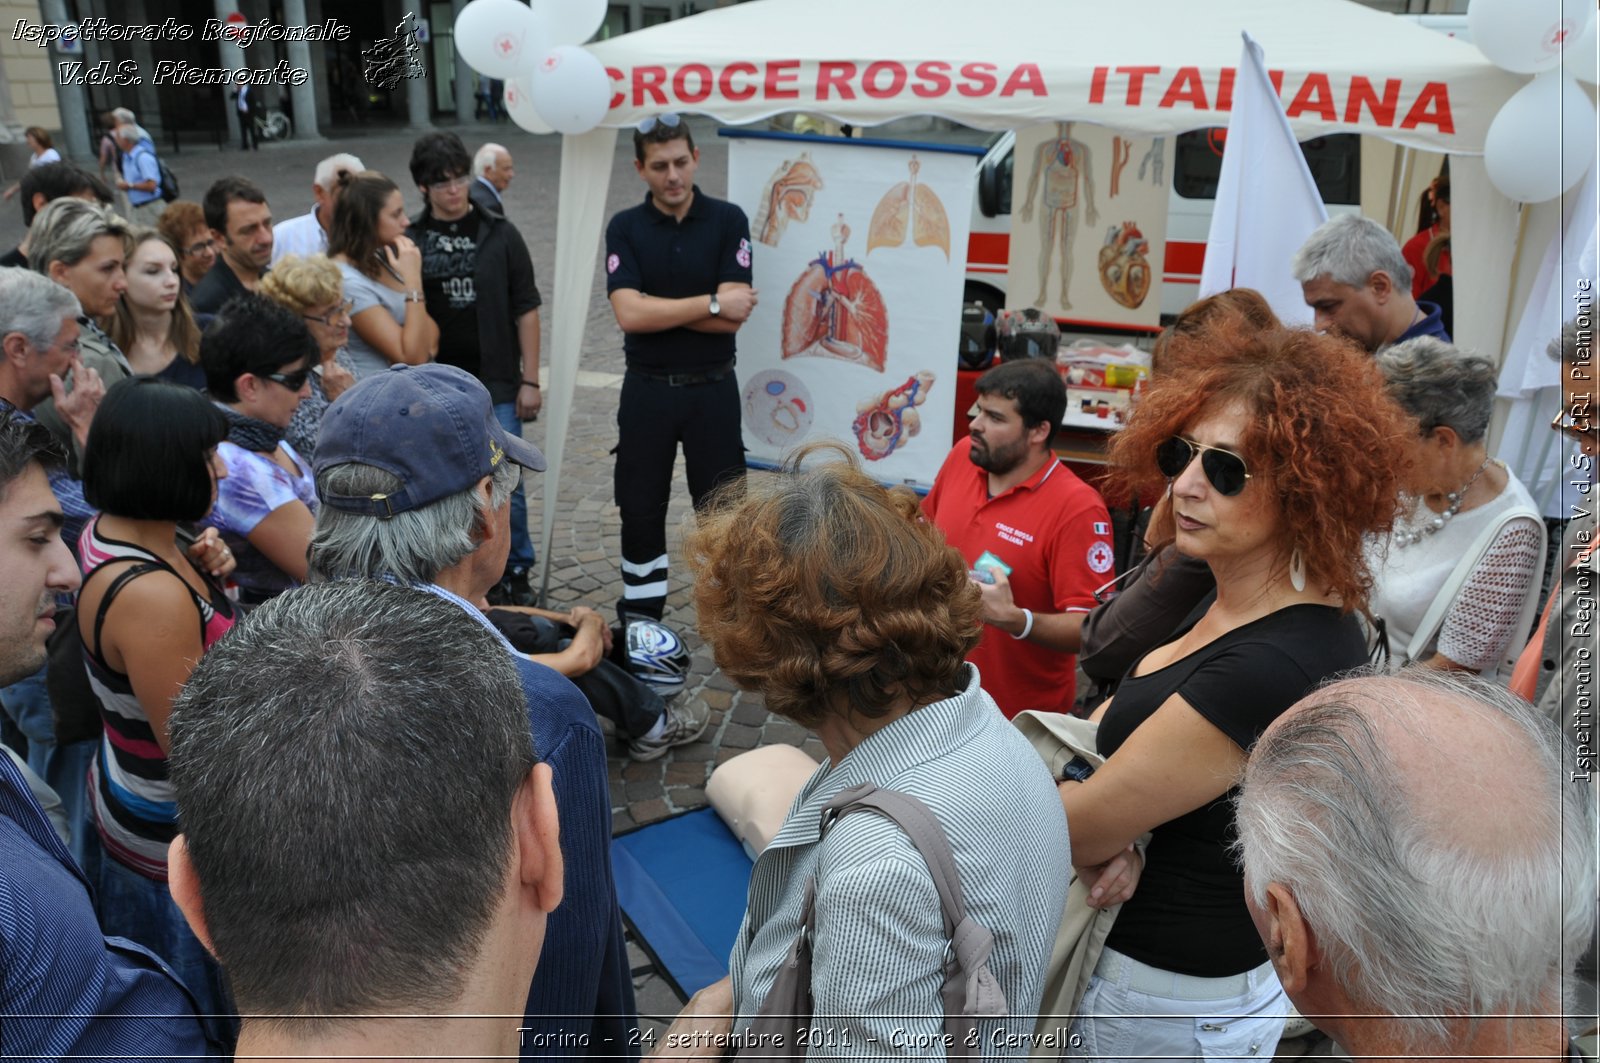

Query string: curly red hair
684 443 982 729
1151 287 1281 375
1108 322 1408 611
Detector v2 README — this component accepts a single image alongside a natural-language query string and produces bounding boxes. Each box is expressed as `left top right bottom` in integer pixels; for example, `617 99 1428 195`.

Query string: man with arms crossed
923 359 1114 716
605 114 757 623
168 580 564 1060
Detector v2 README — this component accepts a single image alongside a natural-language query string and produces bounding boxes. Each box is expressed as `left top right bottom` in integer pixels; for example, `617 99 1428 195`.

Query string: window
1174 129 1361 205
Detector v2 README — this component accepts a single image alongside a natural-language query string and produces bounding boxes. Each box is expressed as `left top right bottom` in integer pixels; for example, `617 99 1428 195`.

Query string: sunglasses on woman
1155 435 1252 496
636 113 682 134
263 368 312 391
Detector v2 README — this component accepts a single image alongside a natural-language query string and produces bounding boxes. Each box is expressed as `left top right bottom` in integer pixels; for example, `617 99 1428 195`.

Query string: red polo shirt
924 439 1113 717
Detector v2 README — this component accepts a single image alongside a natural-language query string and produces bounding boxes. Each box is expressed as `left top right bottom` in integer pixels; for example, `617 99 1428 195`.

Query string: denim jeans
1069 946 1288 1061
0 666 97 866
493 401 536 571
97 853 236 1044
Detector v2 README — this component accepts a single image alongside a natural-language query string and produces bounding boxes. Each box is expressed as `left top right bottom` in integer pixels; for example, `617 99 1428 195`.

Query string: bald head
474 144 514 193
1237 669 1595 1050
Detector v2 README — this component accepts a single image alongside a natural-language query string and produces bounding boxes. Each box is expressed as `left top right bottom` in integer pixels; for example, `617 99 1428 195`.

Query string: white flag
1199 32 1328 326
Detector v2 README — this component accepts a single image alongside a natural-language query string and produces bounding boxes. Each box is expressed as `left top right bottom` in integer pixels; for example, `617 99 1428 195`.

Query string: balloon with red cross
455 0 548 81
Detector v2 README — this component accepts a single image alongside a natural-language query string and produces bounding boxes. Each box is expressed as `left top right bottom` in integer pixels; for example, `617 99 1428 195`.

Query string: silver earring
1290 545 1307 593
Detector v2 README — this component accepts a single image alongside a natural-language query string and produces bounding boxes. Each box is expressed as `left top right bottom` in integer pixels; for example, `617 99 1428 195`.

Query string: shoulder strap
821 784 1008 1053
87 562 166 662
1405 504 1543 665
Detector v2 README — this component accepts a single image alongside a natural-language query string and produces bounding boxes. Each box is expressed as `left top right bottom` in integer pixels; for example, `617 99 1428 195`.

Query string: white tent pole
538 125 619 608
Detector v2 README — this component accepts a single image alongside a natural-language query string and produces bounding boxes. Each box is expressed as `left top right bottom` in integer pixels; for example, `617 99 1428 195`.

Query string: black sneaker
503 566 535 607
488 567 535 607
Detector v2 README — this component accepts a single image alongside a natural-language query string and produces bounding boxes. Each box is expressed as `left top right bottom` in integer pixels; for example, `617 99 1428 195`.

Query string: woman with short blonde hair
259 253 356 460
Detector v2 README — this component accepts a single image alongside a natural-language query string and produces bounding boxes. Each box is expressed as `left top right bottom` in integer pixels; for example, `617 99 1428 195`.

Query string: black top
604 186 753 373
188 258 249 315
418 210 484 379
1097 601 1368 977
0 247 27 269
405 204 540 406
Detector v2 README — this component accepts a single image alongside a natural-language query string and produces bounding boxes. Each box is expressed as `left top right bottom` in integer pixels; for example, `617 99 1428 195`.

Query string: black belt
627 361 735 387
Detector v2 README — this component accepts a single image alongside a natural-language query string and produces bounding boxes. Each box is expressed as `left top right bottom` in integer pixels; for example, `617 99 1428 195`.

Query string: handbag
48 561 163 746
743 783 1008 1061
1012 710 1147 1059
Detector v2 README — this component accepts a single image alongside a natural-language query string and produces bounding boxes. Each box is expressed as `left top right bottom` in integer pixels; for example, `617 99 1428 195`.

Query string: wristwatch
708 293 721 317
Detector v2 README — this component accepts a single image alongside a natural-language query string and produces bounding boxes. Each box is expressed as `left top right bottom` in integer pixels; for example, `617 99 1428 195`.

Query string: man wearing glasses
407 131 544 607
923 359 1114 717
605 113 757 624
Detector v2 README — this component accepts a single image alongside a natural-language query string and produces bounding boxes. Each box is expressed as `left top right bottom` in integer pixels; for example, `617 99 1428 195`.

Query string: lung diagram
782 214 889 371
867 155 950 259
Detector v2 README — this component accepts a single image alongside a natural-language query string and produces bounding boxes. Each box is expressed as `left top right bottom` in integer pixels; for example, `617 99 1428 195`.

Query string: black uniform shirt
604 185 753 373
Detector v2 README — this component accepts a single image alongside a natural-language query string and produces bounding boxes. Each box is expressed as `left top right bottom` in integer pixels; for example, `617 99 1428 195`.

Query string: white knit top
1365 471 1543 671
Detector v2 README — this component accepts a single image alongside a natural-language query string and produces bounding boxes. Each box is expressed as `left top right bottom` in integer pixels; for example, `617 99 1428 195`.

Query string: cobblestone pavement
2 121 1345 1052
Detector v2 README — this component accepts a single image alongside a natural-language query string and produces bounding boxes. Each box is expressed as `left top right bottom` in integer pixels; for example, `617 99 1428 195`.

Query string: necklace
1394 456 1494 548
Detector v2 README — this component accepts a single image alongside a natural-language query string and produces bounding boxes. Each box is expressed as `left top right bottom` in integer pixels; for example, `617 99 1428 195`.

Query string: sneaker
627 702 709 762
489 566 535 608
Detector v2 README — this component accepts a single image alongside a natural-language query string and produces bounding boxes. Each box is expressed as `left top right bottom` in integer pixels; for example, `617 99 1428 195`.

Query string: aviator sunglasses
636 113 682 134
1155 435 1252 496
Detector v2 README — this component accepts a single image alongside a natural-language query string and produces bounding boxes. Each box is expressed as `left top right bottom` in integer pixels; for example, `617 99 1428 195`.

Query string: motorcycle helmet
996 307 1061 363
958 301 997 370
624 619 690 693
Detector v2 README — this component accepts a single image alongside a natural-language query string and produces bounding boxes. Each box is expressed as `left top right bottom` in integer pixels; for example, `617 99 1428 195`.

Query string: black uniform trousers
614 369 745 621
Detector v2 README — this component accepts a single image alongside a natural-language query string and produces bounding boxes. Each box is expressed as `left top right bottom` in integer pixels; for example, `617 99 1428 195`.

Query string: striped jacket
730 665 1071 1058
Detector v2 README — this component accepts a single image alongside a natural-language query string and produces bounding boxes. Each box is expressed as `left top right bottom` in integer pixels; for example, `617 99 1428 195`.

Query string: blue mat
612 807 754 1000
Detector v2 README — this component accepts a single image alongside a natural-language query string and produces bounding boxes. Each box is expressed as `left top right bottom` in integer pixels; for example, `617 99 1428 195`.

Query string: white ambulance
962 127 1365 324
960 12 1466 327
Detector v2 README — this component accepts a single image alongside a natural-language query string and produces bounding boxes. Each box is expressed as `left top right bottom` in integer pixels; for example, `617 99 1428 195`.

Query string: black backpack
157 158 179 203
137 143 179 202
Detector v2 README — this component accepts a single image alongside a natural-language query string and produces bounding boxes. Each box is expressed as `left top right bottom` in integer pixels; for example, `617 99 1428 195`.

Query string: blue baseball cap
313 363 546 518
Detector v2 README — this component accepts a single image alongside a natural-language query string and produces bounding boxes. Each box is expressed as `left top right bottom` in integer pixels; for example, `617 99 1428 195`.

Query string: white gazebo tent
534 0 1544 595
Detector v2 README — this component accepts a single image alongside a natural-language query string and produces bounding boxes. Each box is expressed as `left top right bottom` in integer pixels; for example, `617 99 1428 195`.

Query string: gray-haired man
169 581 563 1059
1293 214 1449 353
271 152 365 265
1237 668 1596 1059
308 362 639 1056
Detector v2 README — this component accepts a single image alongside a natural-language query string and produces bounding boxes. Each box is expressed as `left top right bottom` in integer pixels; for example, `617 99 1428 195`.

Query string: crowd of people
0 111 1592 1062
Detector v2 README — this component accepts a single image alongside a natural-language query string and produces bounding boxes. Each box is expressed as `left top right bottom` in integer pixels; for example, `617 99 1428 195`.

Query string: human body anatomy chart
729 133 974 488
1007 122 1167 329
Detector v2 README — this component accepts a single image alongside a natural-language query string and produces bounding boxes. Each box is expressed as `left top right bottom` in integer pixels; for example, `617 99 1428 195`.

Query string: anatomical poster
728 132 975 491
1006 122 1168 330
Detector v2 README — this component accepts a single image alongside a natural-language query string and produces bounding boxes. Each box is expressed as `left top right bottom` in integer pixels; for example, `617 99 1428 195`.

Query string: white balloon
1469 0 1591 74
455 0 547 81
504 76 555 134
529 0 607 47
1483 73 1598 202
529 45 612 135
1569 14 1598 85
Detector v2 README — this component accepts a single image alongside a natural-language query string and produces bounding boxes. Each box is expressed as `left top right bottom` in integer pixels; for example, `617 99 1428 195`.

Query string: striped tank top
78 519 235 880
